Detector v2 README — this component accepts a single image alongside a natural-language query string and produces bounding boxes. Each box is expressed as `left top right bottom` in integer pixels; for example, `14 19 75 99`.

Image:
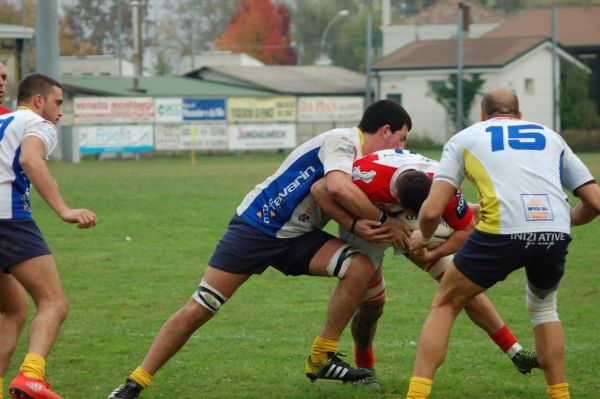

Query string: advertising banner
228 124 296 150
155 98 183 123
154 124 228 151
297 96 364 122
182 98 226 121
74 97 154 123
228 97 296 122
77 125 154 153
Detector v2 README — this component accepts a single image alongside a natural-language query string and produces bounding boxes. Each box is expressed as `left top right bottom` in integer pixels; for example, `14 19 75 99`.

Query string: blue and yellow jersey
434 117 594 235
236 127 363 238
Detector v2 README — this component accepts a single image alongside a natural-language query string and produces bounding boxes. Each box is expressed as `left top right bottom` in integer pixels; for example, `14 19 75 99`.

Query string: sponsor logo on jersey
261 166 317 223
352 166 376 183
521 194 553 221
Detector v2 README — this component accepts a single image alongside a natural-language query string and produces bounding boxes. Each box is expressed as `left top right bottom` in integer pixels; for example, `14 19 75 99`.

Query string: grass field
5 151 600 398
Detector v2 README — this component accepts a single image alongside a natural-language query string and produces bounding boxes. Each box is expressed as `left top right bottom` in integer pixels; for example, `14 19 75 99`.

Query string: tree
560 65 600 130
214 0 296 65
434 73 486 131
291 0 366 67
61 0 149 56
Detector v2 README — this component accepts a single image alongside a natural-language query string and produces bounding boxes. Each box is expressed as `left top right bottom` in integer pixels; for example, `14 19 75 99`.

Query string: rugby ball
395 212 453 249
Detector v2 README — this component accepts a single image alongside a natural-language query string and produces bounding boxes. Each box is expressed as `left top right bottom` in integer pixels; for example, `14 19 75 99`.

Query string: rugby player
311 149 539 388
108 100 414 398
405 88 600 399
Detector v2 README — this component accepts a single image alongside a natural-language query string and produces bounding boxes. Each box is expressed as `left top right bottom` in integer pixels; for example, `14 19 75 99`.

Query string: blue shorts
209 215 334 276
454 230 571 289
0 219 52 272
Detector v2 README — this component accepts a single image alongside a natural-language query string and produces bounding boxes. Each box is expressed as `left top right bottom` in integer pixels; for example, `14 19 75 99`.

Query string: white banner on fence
74 97 154 123
77 125 154 153
154 124 228 151
297 96 364 122
154 98 183 123
228 124 296 150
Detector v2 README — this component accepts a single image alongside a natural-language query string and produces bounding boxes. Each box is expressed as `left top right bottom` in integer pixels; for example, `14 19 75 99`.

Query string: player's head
0 62 7 104
480 87 521 120
17 73 63 123
396 170 432 215
359 100 412 151
359 99 412 134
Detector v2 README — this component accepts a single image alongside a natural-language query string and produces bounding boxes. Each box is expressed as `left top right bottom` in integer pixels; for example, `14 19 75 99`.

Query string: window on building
525 78 534 94
387 93 402 104
427 80 446 95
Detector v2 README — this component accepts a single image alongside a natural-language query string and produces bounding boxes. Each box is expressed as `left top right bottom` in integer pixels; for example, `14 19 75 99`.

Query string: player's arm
570 182 600 226
410 180 456 251
326 170 383 220
311 178 392 243
20 136 97 228
326 170 410 248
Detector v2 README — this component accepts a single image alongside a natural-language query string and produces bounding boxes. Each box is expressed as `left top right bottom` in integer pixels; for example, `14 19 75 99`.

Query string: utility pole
365 13 373 107
36 0 59 79
131 0 142 77
551 6 559 132
456 3 466 132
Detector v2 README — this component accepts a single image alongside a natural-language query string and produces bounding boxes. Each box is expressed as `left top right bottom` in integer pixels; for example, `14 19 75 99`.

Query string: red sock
489 324 518 352
355 346 375 368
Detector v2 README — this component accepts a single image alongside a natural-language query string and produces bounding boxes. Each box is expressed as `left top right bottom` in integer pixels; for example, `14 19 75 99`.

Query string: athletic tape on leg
192 279 229 313
327 244 362 279
526 282 559 327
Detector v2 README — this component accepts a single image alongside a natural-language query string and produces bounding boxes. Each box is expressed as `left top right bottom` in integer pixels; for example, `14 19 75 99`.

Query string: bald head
480 87 520 120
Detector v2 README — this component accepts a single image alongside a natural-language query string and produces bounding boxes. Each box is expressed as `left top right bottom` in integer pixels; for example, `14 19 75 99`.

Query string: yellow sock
0 375 4 399
547 383 570 399
20 353 46 380
129 366 152 390
310 336 339 364
406 376 433 399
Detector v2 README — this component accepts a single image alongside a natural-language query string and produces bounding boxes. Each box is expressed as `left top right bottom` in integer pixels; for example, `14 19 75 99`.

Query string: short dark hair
358 99 412 134
396 170 432 214
17 73 62 104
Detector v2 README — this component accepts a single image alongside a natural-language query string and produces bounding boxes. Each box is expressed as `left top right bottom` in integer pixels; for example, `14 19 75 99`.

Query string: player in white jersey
0 74 96 399
311 149 539 388
405 88 600 399
108 100 413 399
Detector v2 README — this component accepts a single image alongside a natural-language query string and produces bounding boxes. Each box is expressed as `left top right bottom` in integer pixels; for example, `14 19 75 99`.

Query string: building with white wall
373 36 588 143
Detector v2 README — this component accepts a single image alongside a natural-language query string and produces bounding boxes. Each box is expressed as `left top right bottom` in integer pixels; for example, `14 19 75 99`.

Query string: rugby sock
547 383 570 399
129 366 153 390
0 376 3 399
406 376 432 399
310 336 339 364
355 345 375 368
20 352 45 380
489 324 522 358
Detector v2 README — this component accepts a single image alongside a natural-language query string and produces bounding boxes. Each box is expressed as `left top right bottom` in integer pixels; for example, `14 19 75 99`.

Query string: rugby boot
8 372 62 399
305 352 372 383
512 348 540 374
352 367 381 389
107 379 143 399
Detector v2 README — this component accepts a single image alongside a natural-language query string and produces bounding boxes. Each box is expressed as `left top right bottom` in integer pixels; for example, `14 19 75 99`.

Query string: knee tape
192 279 229 314
363 275 386 302
327 244 363 279
526 283 559 327
425 255 453 282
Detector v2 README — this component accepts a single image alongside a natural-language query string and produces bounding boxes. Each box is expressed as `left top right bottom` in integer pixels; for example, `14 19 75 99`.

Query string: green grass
5 152 600 398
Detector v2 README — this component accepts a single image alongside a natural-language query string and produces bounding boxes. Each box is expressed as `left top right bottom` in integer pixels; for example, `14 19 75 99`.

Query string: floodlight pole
316 10 349 66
